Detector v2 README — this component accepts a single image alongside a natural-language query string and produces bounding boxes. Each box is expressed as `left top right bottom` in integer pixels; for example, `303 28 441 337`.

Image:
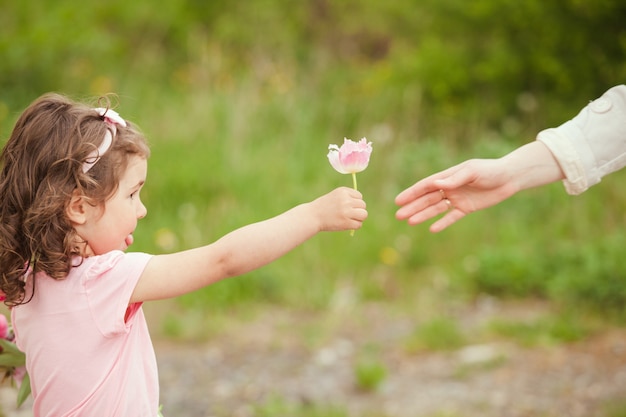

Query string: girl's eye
130 191 138 199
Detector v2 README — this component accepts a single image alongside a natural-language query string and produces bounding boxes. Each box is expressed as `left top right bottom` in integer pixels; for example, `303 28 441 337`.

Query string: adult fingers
395 189 444 220
395 163 467 206
428 209 467 233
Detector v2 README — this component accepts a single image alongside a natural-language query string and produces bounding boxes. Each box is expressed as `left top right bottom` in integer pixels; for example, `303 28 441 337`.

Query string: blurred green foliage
2 0 625 137
405 317 466 352
604 400 626 417
354 344 388 392
253 395 350 417
488 314 591 347
1 0 626 322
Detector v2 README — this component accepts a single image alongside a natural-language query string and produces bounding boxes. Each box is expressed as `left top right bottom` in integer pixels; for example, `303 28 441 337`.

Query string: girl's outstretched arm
131 187 367 303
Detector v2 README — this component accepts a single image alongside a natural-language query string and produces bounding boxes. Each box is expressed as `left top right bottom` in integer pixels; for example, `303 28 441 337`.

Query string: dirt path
155 302 626 417
2 301 626 417
155 334 626 417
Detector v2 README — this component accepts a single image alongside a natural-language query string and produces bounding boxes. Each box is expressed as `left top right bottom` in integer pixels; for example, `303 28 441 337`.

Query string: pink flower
327 137 372 237
0 314 8 340
327 138 372 174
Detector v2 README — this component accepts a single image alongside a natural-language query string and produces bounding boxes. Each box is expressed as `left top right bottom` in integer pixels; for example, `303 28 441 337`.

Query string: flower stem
350 172 358 237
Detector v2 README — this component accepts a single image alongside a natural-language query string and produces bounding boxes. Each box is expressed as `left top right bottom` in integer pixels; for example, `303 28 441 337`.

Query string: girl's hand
311 187 368 232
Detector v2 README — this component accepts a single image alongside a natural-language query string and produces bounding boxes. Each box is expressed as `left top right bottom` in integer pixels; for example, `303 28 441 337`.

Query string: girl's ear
66 190 87 225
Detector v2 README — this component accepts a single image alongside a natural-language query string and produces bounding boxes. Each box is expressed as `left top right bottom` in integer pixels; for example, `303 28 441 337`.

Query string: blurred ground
154 301 626 417
2 300 625 417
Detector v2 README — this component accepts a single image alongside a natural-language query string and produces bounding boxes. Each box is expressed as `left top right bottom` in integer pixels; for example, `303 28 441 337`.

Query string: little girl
0 93 368 416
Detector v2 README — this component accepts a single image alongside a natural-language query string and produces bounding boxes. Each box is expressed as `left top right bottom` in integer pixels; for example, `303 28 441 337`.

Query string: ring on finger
439 189 446 200
443 198 453 210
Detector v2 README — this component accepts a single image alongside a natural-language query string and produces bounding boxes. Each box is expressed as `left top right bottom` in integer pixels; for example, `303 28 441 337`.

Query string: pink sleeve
82 251 153 337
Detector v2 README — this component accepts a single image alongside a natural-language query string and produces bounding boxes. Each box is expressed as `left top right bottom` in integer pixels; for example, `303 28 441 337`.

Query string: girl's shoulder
73 251 153 282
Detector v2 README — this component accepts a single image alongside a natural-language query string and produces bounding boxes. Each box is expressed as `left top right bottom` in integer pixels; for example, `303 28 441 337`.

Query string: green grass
253 395 350 417
405 317 466 353
117 77 626 327
354 344 388 392
3 17 626 330
487 313 592 348
603 400 626 417
5 72 626 327
354 359 388 392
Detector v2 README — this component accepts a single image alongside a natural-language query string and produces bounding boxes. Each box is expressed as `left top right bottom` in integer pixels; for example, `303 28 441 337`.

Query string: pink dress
12 251 158 417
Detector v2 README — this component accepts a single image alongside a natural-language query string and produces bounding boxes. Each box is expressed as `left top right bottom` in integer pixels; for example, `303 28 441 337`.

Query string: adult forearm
501 141 565 193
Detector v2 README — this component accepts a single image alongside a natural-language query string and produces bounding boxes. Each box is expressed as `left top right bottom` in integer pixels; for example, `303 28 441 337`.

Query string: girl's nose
137 201 147 219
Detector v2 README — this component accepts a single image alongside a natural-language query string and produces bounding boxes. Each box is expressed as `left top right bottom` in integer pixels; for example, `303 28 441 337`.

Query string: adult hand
395 158 517 232
395 142 564 232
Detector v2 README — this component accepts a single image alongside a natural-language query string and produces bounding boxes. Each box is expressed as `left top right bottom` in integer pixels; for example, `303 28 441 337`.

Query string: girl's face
79 156 148 256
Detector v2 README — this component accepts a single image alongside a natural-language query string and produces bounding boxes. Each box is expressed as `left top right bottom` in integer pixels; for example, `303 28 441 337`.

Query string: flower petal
327 148 349 174
327 137 373 174
339 150 371 173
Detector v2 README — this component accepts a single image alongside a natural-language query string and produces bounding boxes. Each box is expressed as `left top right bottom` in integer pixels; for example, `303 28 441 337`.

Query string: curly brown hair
0 93 150 306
